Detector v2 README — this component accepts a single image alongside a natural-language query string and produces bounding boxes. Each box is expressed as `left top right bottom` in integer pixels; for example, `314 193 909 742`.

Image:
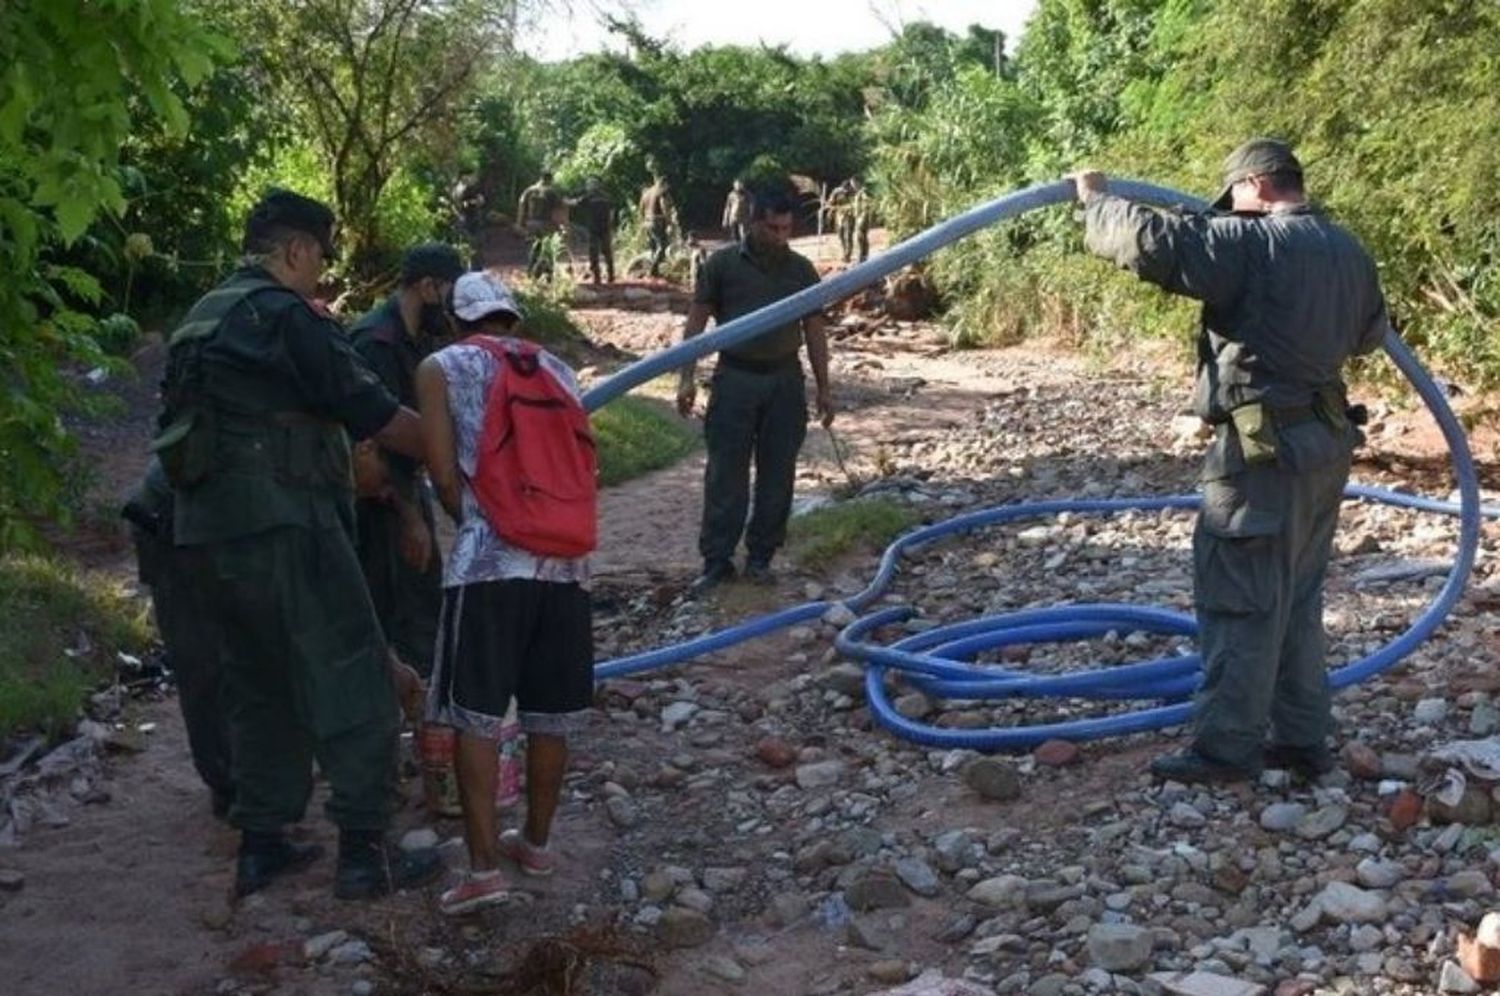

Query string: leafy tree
0 0 225 547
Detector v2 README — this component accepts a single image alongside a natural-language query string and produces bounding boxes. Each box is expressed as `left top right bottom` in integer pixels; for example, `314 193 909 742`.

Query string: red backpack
462 335 598 558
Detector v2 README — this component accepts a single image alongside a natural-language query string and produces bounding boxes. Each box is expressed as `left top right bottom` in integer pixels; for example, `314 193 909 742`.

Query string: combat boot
234 831 324 897
1149 749 1259 785
334 829 444 901
1263 743 1336 779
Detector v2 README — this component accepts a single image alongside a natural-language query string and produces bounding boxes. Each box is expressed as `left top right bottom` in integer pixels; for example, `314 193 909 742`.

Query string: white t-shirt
430 339 591 589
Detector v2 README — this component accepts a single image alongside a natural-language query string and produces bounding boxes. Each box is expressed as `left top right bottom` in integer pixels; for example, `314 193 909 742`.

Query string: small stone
702 954 745 983
1033 739 1081 767
399 828 439 852
1295 805 1347 840
351 981 375 996
328 940 373 965
1169 801 1207 828
641 869 675 903
1313 881 1386 924
866 960 912 985
1446 870 1494 899
795 760 846 790
754 737 797 769
660 701 698 732
702 867 746 892
303 930 349 961
766 892 809 927
1147 971 1267 996
1340 742 1382 780
677 887 714 913
962 758 1021 801
1355 857 1405 889
1389 790 1424 832
0 869 25 892
967 875 1027 908
1440 960 1481 994
1459 923 1500 983
1258 802 1306 832
658 907 714 948
1086 922 1155 972
822 603 857 627
845 868 910 911
1414 698 1450 724
606 796 641 829
894 857 941 897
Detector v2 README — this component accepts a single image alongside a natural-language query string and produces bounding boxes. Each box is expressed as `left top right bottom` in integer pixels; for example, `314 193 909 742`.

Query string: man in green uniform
349 244 465 676
570 178 616 284
721 179 752 243
638 174 678 278
675 190 836 591
122 457 234 818
154 189 442 898
1074 139 1389 783
517 170 562 280
846 178 872 264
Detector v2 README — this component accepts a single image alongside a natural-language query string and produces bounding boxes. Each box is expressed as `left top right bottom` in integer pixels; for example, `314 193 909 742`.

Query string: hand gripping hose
589 179 1494 750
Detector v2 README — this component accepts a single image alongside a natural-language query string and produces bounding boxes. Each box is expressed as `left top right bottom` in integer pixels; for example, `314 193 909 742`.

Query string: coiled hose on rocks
583 178 1497 750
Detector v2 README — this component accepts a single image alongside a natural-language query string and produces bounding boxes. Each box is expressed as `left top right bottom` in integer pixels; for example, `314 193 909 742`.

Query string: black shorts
426 579 593 737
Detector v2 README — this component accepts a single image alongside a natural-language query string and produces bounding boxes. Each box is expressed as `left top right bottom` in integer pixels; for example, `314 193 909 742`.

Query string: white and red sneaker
498 829 556 877
438 870 510 916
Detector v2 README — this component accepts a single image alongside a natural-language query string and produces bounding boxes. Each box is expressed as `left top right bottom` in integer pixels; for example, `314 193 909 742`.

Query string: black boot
1263 743 1335 779
334 830 444 901
1149 749 1259 785
689 559 736 595
235 831 324 897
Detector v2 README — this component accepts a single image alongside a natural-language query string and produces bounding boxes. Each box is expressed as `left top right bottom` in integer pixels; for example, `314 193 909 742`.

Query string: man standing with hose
1073 139 1390 784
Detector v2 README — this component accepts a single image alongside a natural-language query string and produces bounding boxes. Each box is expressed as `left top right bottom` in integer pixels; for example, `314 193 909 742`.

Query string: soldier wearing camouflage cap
1072 139 1391 785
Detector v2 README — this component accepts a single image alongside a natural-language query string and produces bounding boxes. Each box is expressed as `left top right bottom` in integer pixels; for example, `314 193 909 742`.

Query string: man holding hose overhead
1073 139 1390 784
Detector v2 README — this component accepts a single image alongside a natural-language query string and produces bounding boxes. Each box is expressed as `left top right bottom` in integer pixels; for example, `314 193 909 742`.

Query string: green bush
0 555 151 739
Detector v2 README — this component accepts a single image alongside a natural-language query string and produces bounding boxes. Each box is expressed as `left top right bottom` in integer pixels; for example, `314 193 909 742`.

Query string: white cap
451 271 523 322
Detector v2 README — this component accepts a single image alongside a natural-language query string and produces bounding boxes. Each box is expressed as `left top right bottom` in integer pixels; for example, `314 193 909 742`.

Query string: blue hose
589 178 1492 751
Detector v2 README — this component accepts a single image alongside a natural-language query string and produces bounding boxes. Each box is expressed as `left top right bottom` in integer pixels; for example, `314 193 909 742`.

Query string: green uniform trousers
355 494 442 676
647 217 671 276
133 527 234 803
182 525 399 833
1191 429 1350 767
700 362 808 565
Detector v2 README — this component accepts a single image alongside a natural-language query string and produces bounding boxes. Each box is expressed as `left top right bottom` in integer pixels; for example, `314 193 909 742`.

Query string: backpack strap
459 334 543 376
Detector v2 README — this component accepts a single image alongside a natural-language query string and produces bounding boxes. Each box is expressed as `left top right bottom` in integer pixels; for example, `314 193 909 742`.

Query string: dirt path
5 271 1499 996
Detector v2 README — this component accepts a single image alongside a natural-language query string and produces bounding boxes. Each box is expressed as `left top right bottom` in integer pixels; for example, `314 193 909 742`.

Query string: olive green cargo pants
1191 421 1352 767
182 525 399 833
355 493 442 676
700 362 809 566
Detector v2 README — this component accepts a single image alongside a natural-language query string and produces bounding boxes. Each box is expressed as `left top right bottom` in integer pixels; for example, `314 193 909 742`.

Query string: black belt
718 352 800 375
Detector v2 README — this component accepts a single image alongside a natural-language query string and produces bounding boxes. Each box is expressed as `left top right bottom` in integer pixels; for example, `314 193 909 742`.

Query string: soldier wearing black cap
153 187 443 900
1072 140 1391 785
349 243 465 676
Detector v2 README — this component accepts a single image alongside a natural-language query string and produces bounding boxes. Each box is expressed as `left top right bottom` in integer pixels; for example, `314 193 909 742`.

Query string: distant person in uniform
721 179 752 243
517 170 562 280
570 178 617 284
638 174 678 278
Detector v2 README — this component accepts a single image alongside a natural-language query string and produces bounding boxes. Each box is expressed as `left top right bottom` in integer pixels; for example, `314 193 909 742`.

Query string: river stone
962 758 1021 801
659 907 714 947
1086 922 1155 972
1314 881 1387 924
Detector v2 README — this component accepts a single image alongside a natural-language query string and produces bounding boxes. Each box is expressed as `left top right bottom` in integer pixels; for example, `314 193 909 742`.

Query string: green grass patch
592 395 700 487
787 497 921 570
0 555 151 740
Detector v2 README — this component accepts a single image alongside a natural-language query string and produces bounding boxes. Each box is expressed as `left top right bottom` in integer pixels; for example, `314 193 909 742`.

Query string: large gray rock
1086 922 1154 972
1313 881 1387 924
795 760 846 790
967 874 1027 909
845 868 911 911
1145 971 1267 996
894 857 941 897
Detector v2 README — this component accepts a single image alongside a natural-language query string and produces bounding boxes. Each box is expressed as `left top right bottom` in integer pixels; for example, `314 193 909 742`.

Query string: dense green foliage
3 0 1497 553
0 556 151 738
875 0 1500 373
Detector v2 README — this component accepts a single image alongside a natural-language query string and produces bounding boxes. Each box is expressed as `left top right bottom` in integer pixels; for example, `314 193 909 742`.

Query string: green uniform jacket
695 241 821 364
1083 199 1389 423
165 266 399 545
